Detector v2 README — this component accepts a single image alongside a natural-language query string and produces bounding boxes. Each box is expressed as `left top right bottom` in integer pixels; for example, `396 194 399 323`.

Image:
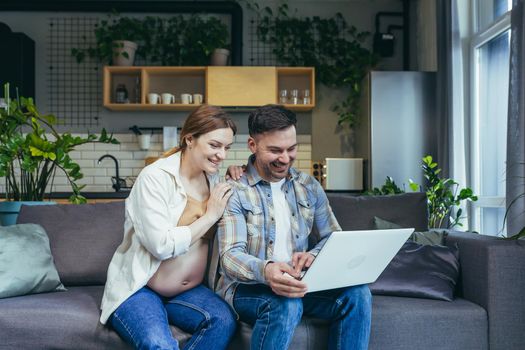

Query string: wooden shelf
276 67 315 110
103 66 315 111
104 103 201 111
282 104 315 111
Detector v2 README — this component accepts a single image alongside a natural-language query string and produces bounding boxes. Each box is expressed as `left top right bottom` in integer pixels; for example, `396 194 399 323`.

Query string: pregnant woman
100 105 238 350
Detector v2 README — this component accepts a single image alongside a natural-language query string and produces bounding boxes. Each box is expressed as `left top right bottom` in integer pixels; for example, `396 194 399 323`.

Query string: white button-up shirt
100 152 218 324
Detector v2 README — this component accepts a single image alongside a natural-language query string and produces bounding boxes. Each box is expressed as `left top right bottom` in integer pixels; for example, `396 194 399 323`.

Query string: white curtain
436 0 470 228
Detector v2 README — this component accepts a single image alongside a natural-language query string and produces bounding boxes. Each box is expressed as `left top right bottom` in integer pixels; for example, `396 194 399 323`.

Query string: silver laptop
299 228 414 293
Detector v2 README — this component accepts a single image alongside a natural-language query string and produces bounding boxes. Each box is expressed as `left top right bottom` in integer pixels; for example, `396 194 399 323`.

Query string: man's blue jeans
234 283 372 350
109 285 236 350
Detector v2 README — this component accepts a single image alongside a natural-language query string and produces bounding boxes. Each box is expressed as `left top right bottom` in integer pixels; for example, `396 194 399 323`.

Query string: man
215 105 371 350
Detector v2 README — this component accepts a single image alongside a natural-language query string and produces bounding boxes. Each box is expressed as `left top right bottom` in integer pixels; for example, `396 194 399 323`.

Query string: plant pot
0 201 56 226
112 40 138 66
210 48 230 66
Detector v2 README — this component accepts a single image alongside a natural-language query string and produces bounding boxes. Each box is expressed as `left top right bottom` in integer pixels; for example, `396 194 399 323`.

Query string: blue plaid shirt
215 155 342 307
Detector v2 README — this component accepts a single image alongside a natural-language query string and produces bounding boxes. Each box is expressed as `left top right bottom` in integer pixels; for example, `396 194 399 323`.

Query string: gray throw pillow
0 224 66 298
369 217 459 301
373 216 448 245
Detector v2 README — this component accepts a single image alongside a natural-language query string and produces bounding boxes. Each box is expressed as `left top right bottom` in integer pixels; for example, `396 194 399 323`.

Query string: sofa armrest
445 231 525 350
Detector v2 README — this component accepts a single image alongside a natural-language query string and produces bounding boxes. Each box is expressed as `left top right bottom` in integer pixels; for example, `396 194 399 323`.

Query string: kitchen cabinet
207 66 276 107
103 66 315 111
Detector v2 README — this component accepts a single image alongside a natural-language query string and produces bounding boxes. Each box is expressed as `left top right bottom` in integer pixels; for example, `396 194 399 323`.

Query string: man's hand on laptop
291 252 315 275
264 262 308 298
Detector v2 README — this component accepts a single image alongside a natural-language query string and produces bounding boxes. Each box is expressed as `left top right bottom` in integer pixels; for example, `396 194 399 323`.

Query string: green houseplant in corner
0 84 119 224
409 155 478 229
368 155 478 229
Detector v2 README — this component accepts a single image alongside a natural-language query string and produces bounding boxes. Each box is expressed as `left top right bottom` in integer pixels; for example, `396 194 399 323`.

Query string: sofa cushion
17 202 125 286
369 296 488 350
369 241 460 301
0 224 66 298
0 286 190 350
227 296 487 350
326 193 428 231
370 216 459 301
373 216 448 245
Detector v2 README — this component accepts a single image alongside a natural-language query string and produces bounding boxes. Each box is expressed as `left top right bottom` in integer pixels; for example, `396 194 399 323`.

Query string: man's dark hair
248 104 297 137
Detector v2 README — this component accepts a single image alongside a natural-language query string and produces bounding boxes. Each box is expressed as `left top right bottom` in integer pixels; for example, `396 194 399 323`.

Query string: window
470 0 512 235
479 0 512 29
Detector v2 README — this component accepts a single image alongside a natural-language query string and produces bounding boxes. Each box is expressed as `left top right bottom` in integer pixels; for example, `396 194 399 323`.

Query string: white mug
148 93 160 104
193 93 203 104
161 93 175 105
180 93 193 104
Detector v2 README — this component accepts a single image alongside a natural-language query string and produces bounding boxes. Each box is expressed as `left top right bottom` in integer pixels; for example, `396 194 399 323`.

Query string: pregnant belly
147 241 209 297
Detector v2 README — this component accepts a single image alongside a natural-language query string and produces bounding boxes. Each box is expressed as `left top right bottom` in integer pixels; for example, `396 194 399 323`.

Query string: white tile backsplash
0 133 312 193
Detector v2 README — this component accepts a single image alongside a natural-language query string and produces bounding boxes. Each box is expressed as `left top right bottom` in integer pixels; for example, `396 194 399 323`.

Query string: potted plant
408 155 478 229
71 13 143 66
196 16 231 66
368 155 478 229
151 15 230 66
71 13 230 67
0 83 119 224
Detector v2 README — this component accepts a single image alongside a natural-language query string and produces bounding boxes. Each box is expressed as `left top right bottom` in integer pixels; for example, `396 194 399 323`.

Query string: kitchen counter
49 191 130 200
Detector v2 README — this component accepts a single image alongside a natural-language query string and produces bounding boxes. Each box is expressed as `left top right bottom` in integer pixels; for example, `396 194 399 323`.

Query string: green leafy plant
367 155 478 229
246 1 378 127
71 13 230 66
138 15 228 66
0 83 119 204
366 176 404 195
409 155 478 229
71 12 144 64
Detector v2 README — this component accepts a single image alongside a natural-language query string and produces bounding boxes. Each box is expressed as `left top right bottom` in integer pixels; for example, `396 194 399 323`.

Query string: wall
0 0 410 177
240 0 406 161
0 133 312 193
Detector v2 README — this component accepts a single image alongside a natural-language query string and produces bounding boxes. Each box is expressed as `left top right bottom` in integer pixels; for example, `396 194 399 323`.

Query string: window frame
468 2 511 233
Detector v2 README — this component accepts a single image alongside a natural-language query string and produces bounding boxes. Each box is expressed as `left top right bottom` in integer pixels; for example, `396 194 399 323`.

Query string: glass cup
290 89 299 104
302 89 311 105
279 89 288 104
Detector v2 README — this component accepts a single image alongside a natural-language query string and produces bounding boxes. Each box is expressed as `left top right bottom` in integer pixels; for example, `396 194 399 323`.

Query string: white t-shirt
270 178 293 262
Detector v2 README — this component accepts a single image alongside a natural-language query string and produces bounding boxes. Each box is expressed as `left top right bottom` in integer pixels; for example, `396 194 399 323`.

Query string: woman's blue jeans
109 285 236 350
233 283 372 350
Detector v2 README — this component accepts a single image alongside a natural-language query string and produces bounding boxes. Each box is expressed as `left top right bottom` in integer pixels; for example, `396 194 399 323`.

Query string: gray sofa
1 192 524 349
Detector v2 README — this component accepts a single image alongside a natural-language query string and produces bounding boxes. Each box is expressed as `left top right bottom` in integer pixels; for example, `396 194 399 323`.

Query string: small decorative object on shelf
279 89 288 104
134 77 141 103
302 89 311 105
290 89 299 105
115 84 128 104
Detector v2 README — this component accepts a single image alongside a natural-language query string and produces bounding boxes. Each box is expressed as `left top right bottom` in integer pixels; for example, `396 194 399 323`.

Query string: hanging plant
249 1 379 127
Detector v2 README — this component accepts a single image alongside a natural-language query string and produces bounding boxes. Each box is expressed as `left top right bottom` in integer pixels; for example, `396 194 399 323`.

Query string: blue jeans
233 284 372 350
110 285 236 350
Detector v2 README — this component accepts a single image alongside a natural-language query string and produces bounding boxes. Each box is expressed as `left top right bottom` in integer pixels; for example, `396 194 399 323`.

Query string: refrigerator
354 71 437 190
